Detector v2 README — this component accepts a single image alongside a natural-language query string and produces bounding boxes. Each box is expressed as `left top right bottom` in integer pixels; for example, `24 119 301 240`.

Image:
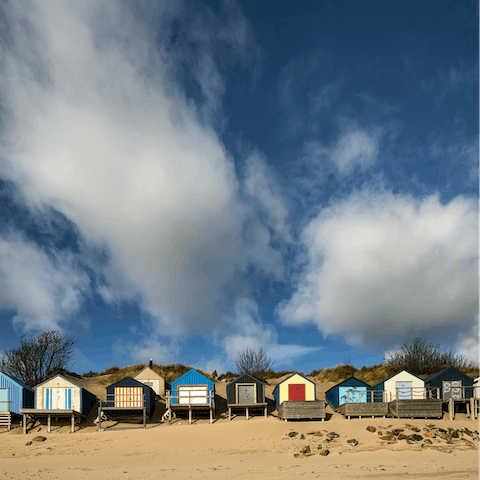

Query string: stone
438 428 447 433
424 431 435 438
317 444 323 450
319 449 330 456
366 426 376 432
380 436 396 441
410 427 420 433
377 431 383 436
300 446 311 454
347 439 358 446
425 424 436 428
463 440 475 447
328 432 339 438
300 434 305 440
391 429 404 436
409 434 423 442
288 432 298 438
313 432 323 437
293 453 301 458
397 433 408 440
424 439 433 444
404 424 414 429
440 433 452 440
450 430 459 439
32 436 46 442
25 441 32 446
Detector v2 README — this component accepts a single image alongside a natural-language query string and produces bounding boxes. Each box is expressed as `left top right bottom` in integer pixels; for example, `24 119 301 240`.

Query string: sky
0 0 478 377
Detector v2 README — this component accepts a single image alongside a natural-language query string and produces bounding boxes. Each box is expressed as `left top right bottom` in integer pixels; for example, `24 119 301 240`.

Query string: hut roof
0 372 34 392
226 372 265 388
107 376 149 389
372 368 424 388
171 369 214 387
424 366 473 384
133 366 165 379
324 376 371 393
272 372 315 394
34 374 83 390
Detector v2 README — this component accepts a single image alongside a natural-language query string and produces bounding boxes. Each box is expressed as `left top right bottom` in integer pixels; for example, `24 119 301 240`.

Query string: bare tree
235 346 274 381
0 330 76 387
384 336 477 375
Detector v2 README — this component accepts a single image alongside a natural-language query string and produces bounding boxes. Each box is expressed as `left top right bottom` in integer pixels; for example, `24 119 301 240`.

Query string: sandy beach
1 413 478 479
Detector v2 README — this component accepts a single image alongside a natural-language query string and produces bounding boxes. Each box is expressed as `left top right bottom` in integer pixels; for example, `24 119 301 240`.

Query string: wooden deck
227 403 267 421
336 402 388 419
388 399 443 418
20 409 85 434
278 401 326 421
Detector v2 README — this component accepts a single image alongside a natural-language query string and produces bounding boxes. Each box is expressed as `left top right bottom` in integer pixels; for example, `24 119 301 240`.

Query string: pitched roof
272 372 315 393
372 369 424 388
133 366 165 379
34 373 84 390
0 372 34 392
324 376 371 393
226 372 265 388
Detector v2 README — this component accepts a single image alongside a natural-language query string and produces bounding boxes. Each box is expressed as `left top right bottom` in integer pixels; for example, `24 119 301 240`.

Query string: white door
396 381 413 399
178 385 208 405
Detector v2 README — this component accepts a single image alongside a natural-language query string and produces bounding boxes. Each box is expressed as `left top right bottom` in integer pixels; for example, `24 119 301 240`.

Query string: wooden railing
441 385 479 400
165 389 215 408
393 387 440 401
345 390 385 403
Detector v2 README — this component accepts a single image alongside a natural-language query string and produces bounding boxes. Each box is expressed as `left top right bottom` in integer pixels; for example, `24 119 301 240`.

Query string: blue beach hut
170 369 215 405
0 372 34 415
325 377 371 409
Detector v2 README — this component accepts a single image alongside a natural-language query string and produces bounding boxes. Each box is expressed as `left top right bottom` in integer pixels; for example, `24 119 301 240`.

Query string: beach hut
0 373 34 430
372 369 442 418
164 369 215 424
133 362 168 397
105 376 155 414
20 374 96 433
272 373 325 421
325 376 388 419
226 373 267 420
424 366 474 400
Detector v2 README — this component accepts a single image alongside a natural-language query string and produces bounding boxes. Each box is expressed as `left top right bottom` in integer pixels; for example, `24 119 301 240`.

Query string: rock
328 432 339 438
450 430 459 439
391 429 404 436
377 431 383 436
425 423 436 428
32 436 46 442
424 439 433 444
404 424 414 429
463 440 475 447
300 434 305 440
319 449 330 456
438 428 447 433
410 427 420 433
293 453 301 458
347 439 358 446
25 441 32 446
288 432 298 438
409 434 423 442
440 433 452 440
300 446 311 454
397 433 408 440
366 426 376 433
424 431 435 438
380 436 396 441
317 444 323 449
313 432 323 437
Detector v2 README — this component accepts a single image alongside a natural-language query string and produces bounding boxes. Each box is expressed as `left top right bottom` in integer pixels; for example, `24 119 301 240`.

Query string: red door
288 384 306 401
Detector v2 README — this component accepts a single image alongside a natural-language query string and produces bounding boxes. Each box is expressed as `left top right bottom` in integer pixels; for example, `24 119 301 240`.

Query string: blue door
45 388 53 409
339 386 367 405
0 389 8 412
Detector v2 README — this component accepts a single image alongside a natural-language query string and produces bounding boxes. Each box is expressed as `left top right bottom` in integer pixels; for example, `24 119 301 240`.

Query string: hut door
115 387 143 407
443 381 462 400
0 389 8 412
178 385 208 405
237 384 255 404
288 384 305 401
395 381 413 399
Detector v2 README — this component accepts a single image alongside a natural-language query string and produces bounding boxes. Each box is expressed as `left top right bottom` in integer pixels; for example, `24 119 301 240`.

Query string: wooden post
210 407 213 424
437 387 440 400
264 406 267 418
188 407 192 425
448 397 454 421
470 398 475 422
246 407 249 421
143 407 146 429
228 407 231 421
98 406 102 432
71 412 75 433
466 400 470 419
47 415 51 433
23 414 26 434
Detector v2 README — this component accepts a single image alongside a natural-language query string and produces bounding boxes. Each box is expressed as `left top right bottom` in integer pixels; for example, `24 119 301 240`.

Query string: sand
1 414 478 479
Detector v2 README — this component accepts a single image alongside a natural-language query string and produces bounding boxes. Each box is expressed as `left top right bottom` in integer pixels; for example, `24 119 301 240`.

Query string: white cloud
244 152 292 244
0 234 90 332
0 1 280 337
276 187 478 351
332 129 380 177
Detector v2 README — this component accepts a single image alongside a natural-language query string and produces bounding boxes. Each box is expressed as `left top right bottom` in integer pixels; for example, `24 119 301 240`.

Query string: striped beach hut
424 366 474 400
35 374 96 414
170 369 215 405
325 377 370 409
226 373 267 420
0 372 34 415
105 377 155 414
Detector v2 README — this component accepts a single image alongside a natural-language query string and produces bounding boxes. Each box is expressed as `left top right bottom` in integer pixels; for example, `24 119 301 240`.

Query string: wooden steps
0 412 12 430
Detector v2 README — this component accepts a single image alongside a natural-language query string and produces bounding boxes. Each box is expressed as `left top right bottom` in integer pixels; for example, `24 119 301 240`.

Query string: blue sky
0 0 478 376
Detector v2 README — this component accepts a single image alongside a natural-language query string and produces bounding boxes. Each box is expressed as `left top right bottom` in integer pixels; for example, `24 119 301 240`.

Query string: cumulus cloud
276 187 478 352
0 1 280 338
0 234 90 331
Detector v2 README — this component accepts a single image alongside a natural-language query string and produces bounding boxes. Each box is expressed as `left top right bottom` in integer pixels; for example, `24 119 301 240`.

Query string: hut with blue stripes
163 369 215 424
0 373 34 430
34 374 95 415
